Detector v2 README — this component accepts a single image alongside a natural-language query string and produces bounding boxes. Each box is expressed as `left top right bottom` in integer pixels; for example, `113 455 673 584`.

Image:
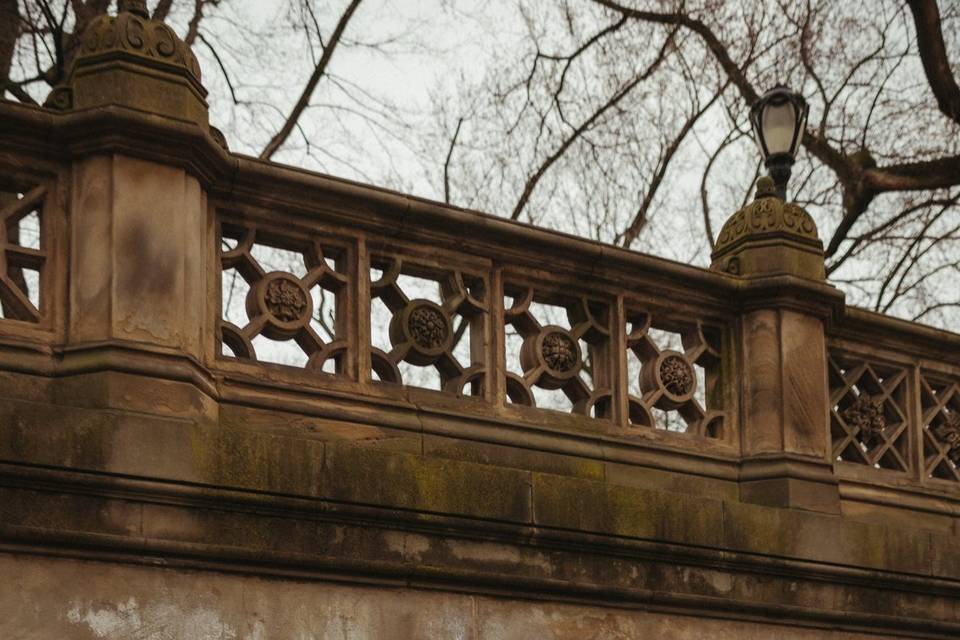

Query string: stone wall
1 3 960 638
1 554 898 640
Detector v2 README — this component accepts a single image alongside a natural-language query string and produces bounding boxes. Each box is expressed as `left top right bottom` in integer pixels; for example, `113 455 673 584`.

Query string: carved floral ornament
541 331 578 373
933 412 960 464
408 305 449 349
264 278 308 323
842 393 887 446
659 355 695 397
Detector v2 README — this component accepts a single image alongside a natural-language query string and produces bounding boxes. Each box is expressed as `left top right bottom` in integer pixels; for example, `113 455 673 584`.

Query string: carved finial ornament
754 176 778 199
119 0 150 18
44 0 211 129
76 6 203 86
712 178 820 255
709 176 825 279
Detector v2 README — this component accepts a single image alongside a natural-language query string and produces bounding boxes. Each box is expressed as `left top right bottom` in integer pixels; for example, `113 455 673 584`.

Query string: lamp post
749 85 809 201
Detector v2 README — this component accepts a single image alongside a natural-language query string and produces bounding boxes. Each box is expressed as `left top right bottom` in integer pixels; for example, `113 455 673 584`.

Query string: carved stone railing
211 173 735 450
828 308 960 497
3 96 960 513
0 0 959 521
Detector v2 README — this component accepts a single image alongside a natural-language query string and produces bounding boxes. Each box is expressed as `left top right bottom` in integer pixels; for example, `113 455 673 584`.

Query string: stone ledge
0 552 944 640
0 381 958 579
1 469 960 637
0 438 958 582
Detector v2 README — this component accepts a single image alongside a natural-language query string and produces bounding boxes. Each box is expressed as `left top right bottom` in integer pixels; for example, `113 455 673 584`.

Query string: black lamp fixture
749 85 809 200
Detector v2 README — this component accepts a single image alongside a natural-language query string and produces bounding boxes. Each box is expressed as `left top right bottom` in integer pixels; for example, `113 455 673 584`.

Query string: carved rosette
542 331 578 373
933 412 960 464
640 350 698 410
843 393 887 447
75 1 203 88
660 355 694 396
246 272 313 341
389 299 453 366
265 279 308 322
409 305 448 349
520 326 583 390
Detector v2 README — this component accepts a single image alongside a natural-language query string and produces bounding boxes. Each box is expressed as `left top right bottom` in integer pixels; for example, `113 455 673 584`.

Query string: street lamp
749 85 809 200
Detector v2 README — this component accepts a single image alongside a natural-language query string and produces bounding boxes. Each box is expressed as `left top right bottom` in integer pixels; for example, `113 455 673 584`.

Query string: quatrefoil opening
218 223 348 373
503 285 611 417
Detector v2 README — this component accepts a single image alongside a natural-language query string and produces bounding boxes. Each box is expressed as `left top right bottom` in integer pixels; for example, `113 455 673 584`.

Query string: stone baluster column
711 177 844 513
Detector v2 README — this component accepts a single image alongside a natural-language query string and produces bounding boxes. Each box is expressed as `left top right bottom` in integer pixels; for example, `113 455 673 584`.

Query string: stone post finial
118 0 149 18
753 175 778 199
42 0 209 128
710 176 825 280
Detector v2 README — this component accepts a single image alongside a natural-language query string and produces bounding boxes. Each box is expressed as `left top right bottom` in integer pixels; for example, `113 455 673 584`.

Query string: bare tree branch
509 29 675 220
197 32 238 104
906 0 960 124
443 117 463 204
260 0 364 160
0 0 18 89
152 0 175 22
619 85 725 248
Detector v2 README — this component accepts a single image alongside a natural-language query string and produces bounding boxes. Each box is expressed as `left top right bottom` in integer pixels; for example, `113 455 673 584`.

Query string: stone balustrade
1 3 960 638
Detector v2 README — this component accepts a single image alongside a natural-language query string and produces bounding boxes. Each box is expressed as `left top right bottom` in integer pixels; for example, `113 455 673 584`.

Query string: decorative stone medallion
933 412 960 464
519 326 582 390
389 299 453 366
843 393 886 446
409 305 448 349
639 350 697 411
246 272 313 342
660 354 694 396
265 277 308 322
542 331 578 373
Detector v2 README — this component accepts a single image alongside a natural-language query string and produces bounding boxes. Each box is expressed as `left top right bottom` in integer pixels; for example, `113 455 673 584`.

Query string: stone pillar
48 0 213 365
40 0 222 421
712 177 843 513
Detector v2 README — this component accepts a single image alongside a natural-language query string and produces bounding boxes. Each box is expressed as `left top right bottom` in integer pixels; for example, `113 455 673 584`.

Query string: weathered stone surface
710 177 825 280
322 442 533 522
0 553 912 639
70 155 206 357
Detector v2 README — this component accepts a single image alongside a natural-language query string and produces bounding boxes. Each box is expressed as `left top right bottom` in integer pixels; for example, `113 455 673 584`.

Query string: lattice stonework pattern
503 285 612 417
218 223 348 372
370 257 487 394
0 184 47 323
920 372 960 482
625 311 724 437
829 355 910 471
